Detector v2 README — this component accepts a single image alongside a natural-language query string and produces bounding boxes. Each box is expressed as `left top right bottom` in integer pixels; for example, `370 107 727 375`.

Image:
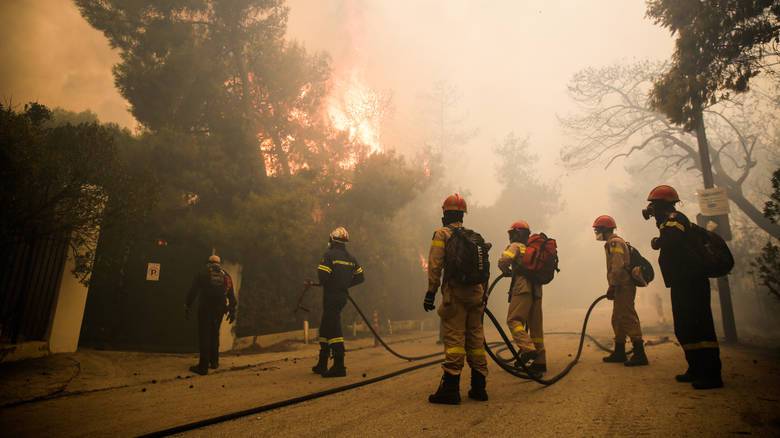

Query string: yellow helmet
208 255 221 263
329 226 349 243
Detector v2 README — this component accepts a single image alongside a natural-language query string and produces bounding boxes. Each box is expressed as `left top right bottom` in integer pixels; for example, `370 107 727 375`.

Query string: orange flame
327 70 387 155
418 252 429 273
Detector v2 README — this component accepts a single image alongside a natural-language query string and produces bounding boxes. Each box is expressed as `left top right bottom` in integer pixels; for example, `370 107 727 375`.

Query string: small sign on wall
146 263 161 281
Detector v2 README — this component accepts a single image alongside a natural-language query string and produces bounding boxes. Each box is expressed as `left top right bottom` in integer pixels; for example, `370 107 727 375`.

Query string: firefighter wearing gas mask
644 185 723 389
593 215 648 367
498 220 547 374
423 194 489 404
312 227 365 378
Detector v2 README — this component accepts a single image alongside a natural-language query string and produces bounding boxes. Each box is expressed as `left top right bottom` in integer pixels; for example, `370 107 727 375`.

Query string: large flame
327 70 387 154
418 252 429 273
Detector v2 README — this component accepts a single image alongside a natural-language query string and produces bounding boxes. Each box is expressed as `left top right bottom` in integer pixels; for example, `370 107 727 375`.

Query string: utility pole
694 111 738 343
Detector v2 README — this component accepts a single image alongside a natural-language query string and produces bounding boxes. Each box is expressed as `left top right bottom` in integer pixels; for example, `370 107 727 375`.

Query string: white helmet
329 227 349 243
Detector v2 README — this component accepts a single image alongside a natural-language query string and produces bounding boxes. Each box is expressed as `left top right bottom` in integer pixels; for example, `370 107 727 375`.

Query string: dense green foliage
0 103 154 283
753 169 780 300
647 0 780 129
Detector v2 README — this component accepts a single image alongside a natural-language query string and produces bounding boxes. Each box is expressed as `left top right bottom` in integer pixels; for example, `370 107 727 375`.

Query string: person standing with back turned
423 194 490 404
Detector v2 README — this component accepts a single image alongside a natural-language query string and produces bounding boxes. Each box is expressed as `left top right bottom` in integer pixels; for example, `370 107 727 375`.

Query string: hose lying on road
347 294 443 361
482 275 609 385
138 357 444 437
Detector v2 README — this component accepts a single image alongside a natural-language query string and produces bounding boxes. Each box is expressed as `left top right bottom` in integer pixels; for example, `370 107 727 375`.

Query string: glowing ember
327 70 388 154
418 253 429 273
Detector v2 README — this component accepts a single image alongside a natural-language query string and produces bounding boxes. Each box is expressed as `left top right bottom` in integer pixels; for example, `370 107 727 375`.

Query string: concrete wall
47 247 90 353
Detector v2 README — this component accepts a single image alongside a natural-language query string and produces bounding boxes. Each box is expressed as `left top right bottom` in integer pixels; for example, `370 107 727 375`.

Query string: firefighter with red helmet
311 227 365 378
498 220 547 374
423 194 489 404
592 215 648 367
644 185 723 389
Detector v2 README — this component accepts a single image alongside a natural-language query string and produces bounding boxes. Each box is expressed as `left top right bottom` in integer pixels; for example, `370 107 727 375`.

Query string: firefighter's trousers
319 290 347 348
197 300 225 369
671 276 721 380
507 291 546 364
438 284 488 377
611 284 643 343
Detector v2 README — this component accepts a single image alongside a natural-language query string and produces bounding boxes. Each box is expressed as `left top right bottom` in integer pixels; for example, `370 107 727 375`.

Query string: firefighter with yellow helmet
311 227 365 378
424 194 490 404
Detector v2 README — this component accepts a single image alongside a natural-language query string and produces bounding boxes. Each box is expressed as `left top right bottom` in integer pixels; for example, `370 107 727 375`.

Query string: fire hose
483 274 627 385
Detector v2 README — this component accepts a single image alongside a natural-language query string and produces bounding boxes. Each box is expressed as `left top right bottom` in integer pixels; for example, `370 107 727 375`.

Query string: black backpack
686 224 734 278
207 266 227 298
625 243 654 287
444 227 492 286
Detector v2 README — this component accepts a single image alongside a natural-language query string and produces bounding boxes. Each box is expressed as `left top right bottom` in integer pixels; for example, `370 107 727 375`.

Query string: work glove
184 306 191 320
606 285 616 301
650 237 661 250
423 291 436 312
227 309 236 324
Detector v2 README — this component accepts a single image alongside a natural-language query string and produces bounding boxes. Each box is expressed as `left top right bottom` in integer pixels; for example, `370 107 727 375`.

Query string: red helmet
647 185 680 203
508 220 530 231
442 193 467 213
592 215 617 229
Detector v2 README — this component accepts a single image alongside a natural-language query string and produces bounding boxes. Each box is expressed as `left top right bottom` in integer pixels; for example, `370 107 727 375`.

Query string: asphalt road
1 333 778 437
190 335 780 437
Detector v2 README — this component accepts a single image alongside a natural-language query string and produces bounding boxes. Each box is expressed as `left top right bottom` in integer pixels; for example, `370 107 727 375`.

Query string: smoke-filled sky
1 0 690 318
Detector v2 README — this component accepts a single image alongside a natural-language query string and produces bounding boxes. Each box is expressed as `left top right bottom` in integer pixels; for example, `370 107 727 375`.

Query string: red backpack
521 233 560 285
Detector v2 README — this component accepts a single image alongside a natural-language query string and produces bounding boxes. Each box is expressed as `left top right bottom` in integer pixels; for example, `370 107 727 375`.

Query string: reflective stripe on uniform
511 322 527 333
355 267 364 274
502 250 516 258
333 260 355 266
467 348 486 357
431 240 445 248
531 337 544 344
318 264 332 273
662 221 685 232
328 337 345 344
609 246 624 254
681 341 719 351
318 337 327 343
446 346 466 355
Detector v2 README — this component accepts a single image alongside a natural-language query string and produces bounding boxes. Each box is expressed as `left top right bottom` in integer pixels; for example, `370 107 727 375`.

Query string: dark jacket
317 244 365 294
656 211 697 288
186 263 237 314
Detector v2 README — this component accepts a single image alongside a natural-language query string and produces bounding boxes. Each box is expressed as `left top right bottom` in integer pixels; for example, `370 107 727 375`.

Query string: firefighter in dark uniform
186 255 237 376
645 185 723 389
311 227 365 378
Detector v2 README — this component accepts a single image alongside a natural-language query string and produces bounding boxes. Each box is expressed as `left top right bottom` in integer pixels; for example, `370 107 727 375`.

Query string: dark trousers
198 307 224 369
670 276 722 380
320 291 347 343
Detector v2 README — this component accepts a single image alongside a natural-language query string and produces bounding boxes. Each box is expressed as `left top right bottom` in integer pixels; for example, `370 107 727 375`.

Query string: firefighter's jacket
498 242 537 295
655 211 693 288
427 223 461 293
604 235 633 287
317 245 364 294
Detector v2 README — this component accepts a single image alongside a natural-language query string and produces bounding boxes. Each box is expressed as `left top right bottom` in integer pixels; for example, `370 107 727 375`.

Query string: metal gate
0 236 69 343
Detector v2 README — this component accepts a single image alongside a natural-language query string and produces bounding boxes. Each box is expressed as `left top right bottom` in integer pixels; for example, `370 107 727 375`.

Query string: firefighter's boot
311 343 330 375
514 350 538 370
528 362 547 374
428 372 461 405
692 377 724 390
624 340 649 367
603 342 627 363
322 344 346 378
675 369 695 382
467 370 488 402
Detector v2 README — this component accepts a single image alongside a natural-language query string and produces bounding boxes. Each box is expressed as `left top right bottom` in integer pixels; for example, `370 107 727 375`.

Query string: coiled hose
483 275 610 385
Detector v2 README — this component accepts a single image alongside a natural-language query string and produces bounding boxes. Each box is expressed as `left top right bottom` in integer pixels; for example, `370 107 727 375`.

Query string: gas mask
641 203 656 221
594 229 607 241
